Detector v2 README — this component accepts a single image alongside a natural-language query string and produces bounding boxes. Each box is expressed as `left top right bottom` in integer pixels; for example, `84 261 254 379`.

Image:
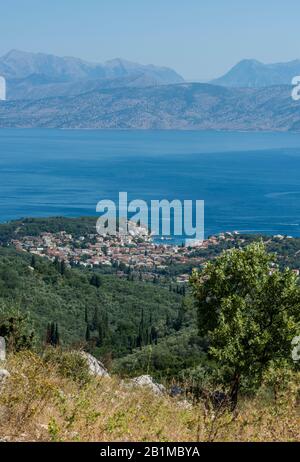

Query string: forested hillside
0 246 183 360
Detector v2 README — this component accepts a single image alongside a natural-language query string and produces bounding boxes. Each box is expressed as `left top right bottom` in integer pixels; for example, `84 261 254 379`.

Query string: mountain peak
236 58 262 65
211 58 300 88
3 49 31 59
0 50 184 99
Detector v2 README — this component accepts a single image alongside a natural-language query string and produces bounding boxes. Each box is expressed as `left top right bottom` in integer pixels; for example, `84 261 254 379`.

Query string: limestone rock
80 352 109 378
0 337 6 361
0 369 10 382
131 375 165 395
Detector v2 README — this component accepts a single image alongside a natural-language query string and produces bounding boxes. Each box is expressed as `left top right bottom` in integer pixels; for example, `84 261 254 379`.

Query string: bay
1 128 300 240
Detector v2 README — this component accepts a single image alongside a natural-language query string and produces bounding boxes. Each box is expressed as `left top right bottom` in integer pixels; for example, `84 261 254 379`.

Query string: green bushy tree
0 305 35 353
190 242 300 408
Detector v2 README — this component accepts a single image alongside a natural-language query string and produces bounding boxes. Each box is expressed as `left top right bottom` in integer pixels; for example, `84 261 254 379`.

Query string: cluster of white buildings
11 227 246 282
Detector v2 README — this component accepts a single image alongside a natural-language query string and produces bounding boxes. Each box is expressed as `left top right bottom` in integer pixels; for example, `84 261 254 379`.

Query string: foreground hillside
0 83 299 130
0 351 299 442
0 231 299 442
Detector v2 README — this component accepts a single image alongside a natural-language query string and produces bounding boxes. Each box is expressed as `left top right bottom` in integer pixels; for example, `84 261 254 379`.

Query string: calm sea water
1 129 300 240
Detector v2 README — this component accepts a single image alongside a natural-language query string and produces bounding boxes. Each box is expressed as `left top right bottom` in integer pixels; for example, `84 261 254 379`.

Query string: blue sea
1 129 300 241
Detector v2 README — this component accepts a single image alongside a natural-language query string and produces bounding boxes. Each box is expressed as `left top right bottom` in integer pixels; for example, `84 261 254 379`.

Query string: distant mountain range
212 59 300 87
1 82 299 131
0 51 300 130
0 50 184 100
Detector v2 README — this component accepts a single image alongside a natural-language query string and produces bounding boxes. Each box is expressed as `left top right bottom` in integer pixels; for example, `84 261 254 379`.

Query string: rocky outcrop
80 352 109 378
131 375 165 395
0 337 6 361
0 369 10 383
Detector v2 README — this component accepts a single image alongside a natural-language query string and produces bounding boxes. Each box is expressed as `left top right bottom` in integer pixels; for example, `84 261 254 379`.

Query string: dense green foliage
0 306 35 353
0 246 182 359
0 216 98 245
113 327 208 380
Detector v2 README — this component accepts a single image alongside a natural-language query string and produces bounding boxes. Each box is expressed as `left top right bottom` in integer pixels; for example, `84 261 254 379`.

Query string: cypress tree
54 323 60 346
31 255 37 269
174 305 183 330
54 257 60 273
90 274 101 288
166 313 173 329
60 260 66 276
150 326 158 345
140 308 144 333
97 323 104 347
50 322 56 345
45 323 52 345
92 306 99 331
136 333 142 349
85 324 91 342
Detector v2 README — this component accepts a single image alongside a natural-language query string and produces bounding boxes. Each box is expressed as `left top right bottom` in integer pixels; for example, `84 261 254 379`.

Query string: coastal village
10 219 300 283
10 221 243 283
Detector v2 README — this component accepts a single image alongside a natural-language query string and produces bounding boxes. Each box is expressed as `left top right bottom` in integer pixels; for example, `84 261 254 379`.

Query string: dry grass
0 351 299 442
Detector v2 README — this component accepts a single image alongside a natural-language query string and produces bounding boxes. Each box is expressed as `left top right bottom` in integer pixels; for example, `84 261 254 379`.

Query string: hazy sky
1 0 300 80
